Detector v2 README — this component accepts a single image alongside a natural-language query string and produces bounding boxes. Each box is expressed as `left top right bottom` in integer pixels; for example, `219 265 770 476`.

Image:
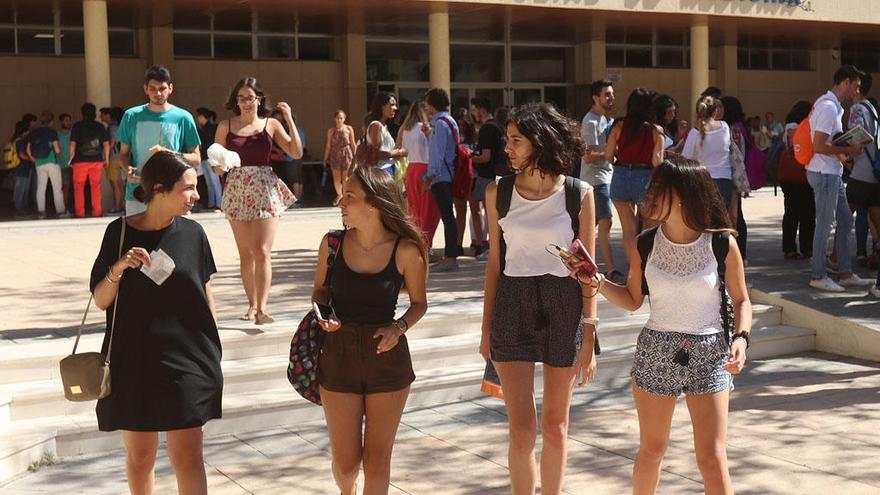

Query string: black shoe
457 245 465 257
473 244 486 257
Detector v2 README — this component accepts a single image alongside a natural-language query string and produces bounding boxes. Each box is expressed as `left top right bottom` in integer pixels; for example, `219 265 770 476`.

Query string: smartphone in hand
312 302 335 322
548 239 599 280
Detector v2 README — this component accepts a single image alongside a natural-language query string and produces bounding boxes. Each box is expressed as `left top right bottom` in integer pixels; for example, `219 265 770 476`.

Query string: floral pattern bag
287 230 342 405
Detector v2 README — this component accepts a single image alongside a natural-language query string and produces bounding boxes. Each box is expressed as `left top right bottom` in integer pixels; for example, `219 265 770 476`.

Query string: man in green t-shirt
118 64 201 215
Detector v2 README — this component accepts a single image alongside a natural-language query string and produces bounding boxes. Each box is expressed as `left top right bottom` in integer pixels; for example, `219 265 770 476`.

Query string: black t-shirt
475 119 505 179
198 123 217 160
71 119 109 163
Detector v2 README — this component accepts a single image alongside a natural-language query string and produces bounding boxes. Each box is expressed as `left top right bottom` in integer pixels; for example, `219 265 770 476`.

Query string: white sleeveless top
368 121 396 171
498 180 590 278
400 126 429 164
644 226 722 335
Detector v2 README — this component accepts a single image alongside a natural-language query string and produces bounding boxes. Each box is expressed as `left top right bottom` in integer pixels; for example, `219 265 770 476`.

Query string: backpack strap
564 176 582 240
496 175 516 272
711 231 730 281
637 226 659 296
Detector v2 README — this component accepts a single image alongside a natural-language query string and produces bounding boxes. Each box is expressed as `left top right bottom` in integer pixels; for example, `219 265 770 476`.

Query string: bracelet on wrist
109 266 122 279
732 331 750 349
394 318 409 333
105 273 119 285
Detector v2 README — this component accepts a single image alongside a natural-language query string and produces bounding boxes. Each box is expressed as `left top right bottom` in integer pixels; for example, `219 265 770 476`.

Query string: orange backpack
793 98 833 166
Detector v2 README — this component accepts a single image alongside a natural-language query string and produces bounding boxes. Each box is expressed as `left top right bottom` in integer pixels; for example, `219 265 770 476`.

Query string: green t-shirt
35 150 57 166
117 104 201 201
57 130 71 168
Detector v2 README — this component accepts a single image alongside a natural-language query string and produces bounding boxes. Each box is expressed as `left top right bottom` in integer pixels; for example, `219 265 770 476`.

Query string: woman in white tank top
481 103 598 494
589 157 751 494
355 92 407 176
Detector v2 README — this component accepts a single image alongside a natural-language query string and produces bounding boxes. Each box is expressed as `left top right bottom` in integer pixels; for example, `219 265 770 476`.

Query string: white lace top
644 226 722 335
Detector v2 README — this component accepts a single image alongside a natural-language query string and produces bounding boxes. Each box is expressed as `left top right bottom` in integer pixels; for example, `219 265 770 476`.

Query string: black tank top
330 234 404 324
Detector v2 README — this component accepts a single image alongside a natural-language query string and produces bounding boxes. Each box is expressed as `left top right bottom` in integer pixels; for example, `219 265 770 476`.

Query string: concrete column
719 20 738 99
341 7 367 132
815 28 841 95
590 13 607 83
83 0 111 109
150 4 174 72
690 15 710 117
428 2 450 93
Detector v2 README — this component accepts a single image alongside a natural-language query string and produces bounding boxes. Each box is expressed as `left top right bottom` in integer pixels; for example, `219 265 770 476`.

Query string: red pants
73 161 104 217
405 162 440 246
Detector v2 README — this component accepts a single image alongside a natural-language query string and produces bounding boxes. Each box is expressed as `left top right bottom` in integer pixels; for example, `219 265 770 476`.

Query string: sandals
783 252 802 260
255 311 275 325
239 307 257 321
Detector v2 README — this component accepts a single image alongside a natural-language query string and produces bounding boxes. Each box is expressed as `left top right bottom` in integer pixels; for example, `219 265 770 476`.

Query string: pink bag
736 122 767 190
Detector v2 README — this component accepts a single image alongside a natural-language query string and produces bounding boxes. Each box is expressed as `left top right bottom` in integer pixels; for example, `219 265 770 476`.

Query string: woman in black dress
90 151 221 495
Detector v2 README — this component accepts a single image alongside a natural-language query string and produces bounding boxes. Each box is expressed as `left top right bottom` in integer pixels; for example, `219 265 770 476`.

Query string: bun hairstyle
132 151 193 204
508 102 585 176
696 95 719 144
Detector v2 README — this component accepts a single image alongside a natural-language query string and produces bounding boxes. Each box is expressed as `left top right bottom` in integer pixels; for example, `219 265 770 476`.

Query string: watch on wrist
582 316 599 328
394 318 409 333
732 331 750 349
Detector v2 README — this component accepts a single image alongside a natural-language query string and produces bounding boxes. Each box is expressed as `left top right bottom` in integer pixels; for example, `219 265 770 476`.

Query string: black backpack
636 226 735 346
495 174 600 354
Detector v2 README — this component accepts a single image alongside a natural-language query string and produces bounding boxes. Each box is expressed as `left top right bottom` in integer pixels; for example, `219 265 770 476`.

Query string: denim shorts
471 176 493 202
610 165 652 204
631 327 733 396
593 182 613 220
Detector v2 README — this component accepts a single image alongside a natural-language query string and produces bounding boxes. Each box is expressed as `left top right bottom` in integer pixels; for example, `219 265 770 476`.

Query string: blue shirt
117 104 201 201
428 111 459 184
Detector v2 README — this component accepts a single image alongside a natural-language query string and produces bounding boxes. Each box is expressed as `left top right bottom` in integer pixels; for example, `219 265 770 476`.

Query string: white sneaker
870 285 880 298
839 273 874 288
809 277 845 292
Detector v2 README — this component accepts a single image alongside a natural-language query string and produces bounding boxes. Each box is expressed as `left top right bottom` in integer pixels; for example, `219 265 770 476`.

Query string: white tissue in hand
207 143 241 171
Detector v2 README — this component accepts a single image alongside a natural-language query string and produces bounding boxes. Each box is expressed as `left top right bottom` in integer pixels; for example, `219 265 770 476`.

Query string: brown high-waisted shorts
318 322 415 395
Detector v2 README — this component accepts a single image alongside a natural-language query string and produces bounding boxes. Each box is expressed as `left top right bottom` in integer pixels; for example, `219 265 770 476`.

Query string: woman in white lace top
583 157 751 495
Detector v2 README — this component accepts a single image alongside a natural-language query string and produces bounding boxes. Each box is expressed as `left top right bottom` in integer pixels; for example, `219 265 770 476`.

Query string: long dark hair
349 166 428 270
645 157 735 234
225 77 270 117
367 91 396 126
785 100 812 124
508 103 584 176
652 94 678 139
721 96 746 126
132 151 193 204
621 88 654 136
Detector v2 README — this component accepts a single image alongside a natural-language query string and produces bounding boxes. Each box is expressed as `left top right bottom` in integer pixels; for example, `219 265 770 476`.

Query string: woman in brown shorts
311 165 428 495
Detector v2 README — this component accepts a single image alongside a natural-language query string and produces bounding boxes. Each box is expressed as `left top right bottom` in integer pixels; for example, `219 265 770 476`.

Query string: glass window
366 12 427 39
513 88 542 107
298 36 334 60
607 27 688 69
543 86 568 114
59 3 83 27
452 44 504 83
60 29 84 55
791 49 811 70
214 34 251 59
511 46 565 83
625 46 652 68
297 12 334 35
606 46 625 67
213 9 251 32
771 50 791 70
257 35 295 59
109 30 136 57
739 34 808 70
174 32 211 58
15 1 53 26
0 5 13 24
449 7 504 42
17 29 55 55
0 28 14 53
367 42 429 82
107 5 135 29
606 27 625 44
510 9 574 43
626 29 652 45
657 47 685 68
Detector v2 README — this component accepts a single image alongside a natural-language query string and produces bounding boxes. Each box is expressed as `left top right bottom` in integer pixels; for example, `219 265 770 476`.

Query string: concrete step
0 304 781 422
0 322 812 473
0 297 632 385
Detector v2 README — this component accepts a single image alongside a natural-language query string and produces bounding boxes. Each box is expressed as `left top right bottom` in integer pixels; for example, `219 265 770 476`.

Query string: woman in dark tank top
311 165 428 495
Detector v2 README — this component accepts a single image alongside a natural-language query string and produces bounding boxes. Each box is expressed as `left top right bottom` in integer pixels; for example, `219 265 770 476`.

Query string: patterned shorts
631 327 733 396
490 274 584 367
222 166 295 221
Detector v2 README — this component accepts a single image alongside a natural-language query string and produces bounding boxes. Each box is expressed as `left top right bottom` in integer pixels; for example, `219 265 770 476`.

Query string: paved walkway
1 189 879 494
2 352 879 494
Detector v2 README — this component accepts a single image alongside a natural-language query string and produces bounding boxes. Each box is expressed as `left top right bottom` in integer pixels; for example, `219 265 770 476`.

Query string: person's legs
453 196 467 252
35 165 49 214
61 166 72 210
72 163 87 217
686 390 734 495
631 380 677 495
251 217 280 315
494 361 538 495
799 183 816 256
86 162 104 216
431 181 459 262
593 183 615 271
807 171 836 279
229 219 257 318
200 160 222 207
362 387 410 495
122 430 159 495
332 167 344 202
855 208 869 257
539 364 577 495
166 427 208 495
321 387 366 495
834 179 854 277
469 199 484 249
781 183 798 254
45 163 65 214
613 200 639 258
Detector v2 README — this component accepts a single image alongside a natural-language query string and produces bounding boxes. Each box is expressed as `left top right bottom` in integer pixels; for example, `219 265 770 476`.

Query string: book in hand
832 125 874 147
480 360 504 399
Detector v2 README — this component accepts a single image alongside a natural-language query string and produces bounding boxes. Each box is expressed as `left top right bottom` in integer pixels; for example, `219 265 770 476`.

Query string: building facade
2 0 879 151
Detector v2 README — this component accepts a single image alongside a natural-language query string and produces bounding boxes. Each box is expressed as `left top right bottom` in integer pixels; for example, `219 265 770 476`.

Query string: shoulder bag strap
72 219 125 359
323 229 343 288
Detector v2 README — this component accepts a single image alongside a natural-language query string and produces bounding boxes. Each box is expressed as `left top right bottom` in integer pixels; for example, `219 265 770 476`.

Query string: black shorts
490 274 584 367
847 178 880 209
318 323 415 395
